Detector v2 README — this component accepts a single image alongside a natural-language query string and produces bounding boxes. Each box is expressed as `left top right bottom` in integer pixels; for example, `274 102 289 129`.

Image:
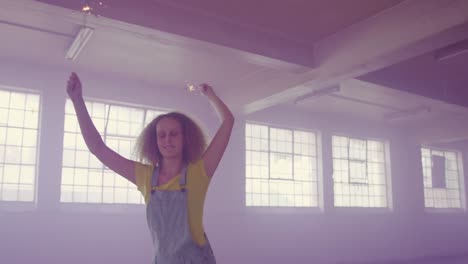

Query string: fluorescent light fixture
383 105 431 121
294 85 340 104
66 26 94 60
434 38 468 61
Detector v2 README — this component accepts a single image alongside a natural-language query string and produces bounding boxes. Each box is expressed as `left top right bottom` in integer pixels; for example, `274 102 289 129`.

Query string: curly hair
134 112 207 165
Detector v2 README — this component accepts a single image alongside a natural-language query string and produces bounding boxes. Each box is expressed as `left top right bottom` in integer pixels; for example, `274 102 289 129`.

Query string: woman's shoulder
133 162 155 199
135 161 155 176
187 159 210 189
188 158 204 170
187 159 208 179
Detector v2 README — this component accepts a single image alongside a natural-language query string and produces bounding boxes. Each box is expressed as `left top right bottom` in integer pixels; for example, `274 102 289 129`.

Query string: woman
67 72 234 263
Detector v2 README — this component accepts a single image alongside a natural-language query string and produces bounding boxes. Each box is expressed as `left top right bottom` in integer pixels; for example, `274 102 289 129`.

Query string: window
421 148 465 209
332 135 389 208
61 99 164 204
245 123 320 207
0 88 40 202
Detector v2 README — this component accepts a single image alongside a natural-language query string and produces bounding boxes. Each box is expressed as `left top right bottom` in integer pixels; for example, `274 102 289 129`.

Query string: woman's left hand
198 83 216 98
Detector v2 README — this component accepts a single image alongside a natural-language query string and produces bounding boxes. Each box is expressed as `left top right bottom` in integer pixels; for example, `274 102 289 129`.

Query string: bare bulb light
82 4 92 13
185 80 199 92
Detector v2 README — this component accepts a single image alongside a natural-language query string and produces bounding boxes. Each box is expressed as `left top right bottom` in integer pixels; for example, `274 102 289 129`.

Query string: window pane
421 148 464 209
332 135 389 208
0 88 40 202
60 99 165 204
245 123 319 207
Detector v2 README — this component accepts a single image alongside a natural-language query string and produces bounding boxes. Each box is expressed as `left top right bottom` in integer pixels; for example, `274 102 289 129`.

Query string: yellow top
135 159 211 246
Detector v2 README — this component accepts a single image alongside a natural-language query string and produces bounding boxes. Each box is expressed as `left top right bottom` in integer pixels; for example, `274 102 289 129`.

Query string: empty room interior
1 0 468 263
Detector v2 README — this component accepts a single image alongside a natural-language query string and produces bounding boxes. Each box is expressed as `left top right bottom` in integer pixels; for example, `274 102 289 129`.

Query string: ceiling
1 0 468 144
359 47 468 109
35 0 404 44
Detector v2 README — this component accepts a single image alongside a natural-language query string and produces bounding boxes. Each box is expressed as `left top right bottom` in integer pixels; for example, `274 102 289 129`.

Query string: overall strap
150 165 160 194
178 164 188 192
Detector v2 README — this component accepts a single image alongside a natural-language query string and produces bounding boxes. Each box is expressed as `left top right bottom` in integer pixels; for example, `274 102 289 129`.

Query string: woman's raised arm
67 72 136 184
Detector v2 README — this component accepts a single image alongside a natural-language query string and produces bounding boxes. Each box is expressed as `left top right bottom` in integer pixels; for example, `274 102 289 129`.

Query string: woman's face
156 117 184 160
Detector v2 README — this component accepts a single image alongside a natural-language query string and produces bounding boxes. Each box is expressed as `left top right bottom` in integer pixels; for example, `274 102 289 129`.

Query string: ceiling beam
244 0 468 114
33 0 316 68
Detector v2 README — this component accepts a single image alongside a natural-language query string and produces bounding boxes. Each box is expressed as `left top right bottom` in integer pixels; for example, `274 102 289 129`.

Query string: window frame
421 146 466 212
60 97 168 206
331 134 392 210
245 121 322 209
0 85 41 206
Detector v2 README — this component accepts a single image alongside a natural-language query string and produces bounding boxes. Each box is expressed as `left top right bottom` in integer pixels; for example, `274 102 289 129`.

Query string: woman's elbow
88 140 106 156
225 112 235 124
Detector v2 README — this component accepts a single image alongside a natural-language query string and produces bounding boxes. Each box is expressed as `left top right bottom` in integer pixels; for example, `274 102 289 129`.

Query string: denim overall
146 165 216 264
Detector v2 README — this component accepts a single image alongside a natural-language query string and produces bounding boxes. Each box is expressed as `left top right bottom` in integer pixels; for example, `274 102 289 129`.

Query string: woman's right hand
67 72 82 101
